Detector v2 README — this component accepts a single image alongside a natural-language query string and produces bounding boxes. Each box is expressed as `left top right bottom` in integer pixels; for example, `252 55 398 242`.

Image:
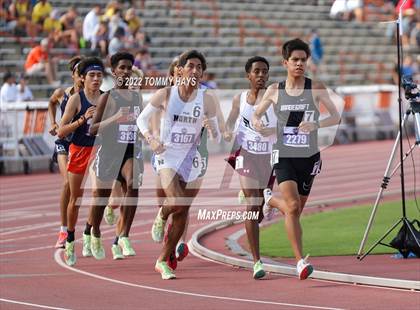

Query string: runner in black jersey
57 57 105 266
252 38 340 280
89 52 143 260
48 56 83 248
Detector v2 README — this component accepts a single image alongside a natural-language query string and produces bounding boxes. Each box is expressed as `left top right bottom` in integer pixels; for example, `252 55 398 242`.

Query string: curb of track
190 219 420 291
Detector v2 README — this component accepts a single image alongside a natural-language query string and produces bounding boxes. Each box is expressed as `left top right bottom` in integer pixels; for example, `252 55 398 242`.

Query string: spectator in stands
91 20 109 57
402 55 416 78
43 9 61 41
201 72 217 89
108 26 126 55
83 4 101 47
133 48 153 74
309 29 323 78
31 0 52 26
410 22 420 47
108 13 129 41
330 0 363 22
0 72 18 109
103 0 121 20
8 0 32 36
59 6 77 31
24 38 59 86
124 8 141 35
16 74 33 101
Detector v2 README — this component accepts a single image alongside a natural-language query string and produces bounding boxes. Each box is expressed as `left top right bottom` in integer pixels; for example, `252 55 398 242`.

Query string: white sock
60 226 67 232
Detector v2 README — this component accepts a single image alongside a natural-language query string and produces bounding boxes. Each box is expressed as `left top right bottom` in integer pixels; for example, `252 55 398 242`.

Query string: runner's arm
224 94 240 141
89 92 119 135
253 83 277 131
57 93 85 139
47 88 64 136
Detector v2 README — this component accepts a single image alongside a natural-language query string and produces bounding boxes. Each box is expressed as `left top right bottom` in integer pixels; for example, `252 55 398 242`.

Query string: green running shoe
253 260 266 279
151 208 166 243
155 260 176 280
90 234 105 260
104 205 117 225
82 233 92 257
65 241 76 266
118 237 136 256
111 244 124 260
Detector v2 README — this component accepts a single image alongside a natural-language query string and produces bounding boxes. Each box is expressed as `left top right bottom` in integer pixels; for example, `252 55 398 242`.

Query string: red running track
0 140 419 309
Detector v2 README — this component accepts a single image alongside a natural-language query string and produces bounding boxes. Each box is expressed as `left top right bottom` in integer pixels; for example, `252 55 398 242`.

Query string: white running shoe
297 255 314 280
262 188 276 221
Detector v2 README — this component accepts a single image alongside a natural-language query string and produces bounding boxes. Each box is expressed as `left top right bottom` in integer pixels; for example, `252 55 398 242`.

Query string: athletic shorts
52 139 70 163
273 152 322 196
227 148 275 188
67 144 95 175
95 147 144 184
152 147 202 183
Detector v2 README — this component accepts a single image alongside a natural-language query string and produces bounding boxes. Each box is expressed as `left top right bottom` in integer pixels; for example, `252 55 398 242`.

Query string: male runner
58 57 105 266
137 50 220 279
224 56 277 279
88 52 143 260
252 39 340 280
48 55 83 248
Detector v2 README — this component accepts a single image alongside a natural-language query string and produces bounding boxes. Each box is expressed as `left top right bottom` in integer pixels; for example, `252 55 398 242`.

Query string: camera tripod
357 108 420 260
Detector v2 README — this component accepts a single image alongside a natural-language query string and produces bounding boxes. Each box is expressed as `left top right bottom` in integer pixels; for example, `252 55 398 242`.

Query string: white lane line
53 250 345 310
0 298 71 310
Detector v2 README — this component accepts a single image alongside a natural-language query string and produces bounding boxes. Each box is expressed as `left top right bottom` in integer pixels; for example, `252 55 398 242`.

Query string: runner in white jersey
137 50 220 280
224 56 277 279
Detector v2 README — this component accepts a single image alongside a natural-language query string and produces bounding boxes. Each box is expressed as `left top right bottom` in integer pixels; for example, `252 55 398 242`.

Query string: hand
49 123 58 136
223 131 233 142
150 138 165 154
84 106 96 119
252 116 264 132
203 117 218 140
298 121 318 133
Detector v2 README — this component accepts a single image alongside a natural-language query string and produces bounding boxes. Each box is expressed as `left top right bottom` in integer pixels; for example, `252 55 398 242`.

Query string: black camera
402 76 420 101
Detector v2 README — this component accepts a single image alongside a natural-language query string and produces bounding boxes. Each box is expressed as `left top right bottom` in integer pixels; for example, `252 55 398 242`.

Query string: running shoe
118 237 136 256
176 242 189 262
111 244 124 260
82 233 92 257
253 260 266 279
297 255 313 280
151 208 166 243
263 188 276 221
64 241 76 266
90 233 105 260
55 231 68 249
104 205 117 226
167 250 178 270
155 260 176 280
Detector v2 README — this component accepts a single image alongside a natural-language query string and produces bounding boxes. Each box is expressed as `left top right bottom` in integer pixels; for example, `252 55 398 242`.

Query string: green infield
260 200 419 258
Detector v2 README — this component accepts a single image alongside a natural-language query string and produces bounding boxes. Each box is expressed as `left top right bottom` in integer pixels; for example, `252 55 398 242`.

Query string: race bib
118 124 137 143
283 126 309 147
246 140 269 153
171 132 195 144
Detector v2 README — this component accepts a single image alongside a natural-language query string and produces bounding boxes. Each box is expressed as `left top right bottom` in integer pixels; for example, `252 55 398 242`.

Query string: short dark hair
282 38 311 60
110 52 134 68
78 57 104 76
68 55 84 73
178 50 207 71
3 71 14 83
245 56 269 73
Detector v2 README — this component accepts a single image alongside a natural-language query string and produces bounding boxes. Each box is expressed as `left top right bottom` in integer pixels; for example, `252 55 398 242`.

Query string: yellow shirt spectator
32 0 52 24
43 17 61 33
